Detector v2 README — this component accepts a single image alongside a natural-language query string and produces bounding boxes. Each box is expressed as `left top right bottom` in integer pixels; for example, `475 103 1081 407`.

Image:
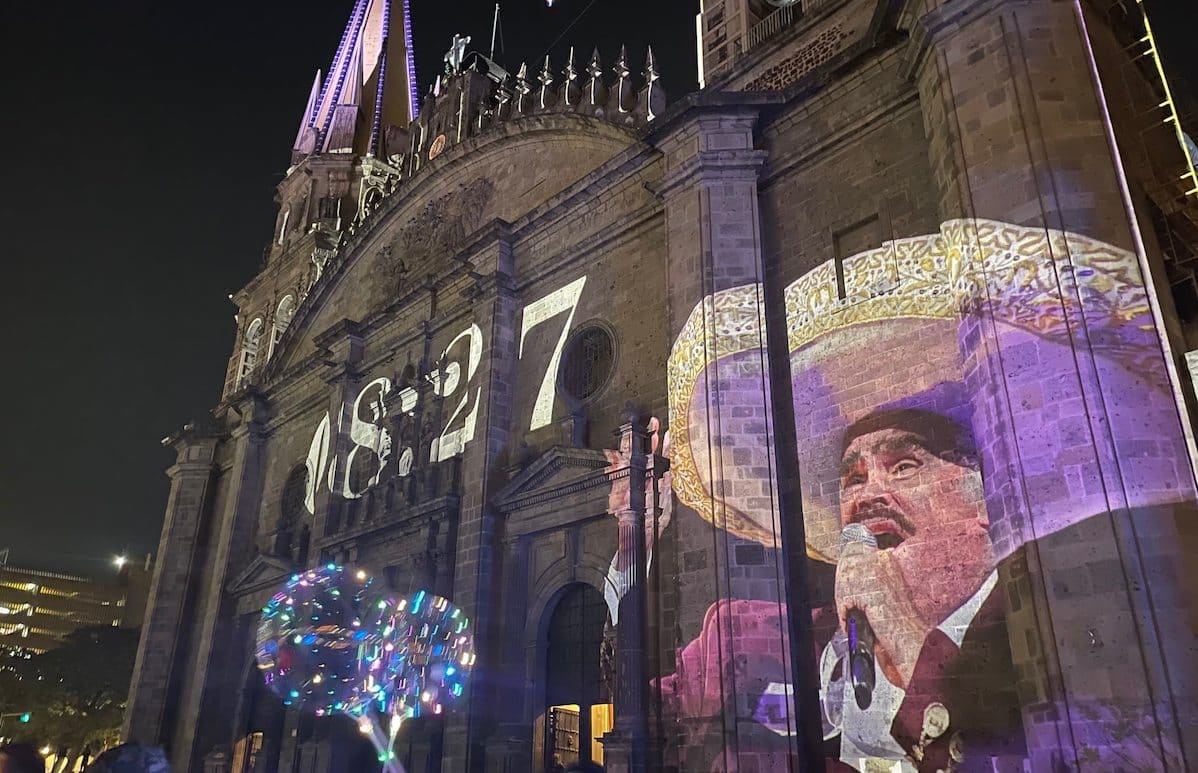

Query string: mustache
848 501 918 537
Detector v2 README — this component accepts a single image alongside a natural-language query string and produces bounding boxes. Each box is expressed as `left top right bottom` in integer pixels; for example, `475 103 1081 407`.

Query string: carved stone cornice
317 494 458 550
493 446 612 515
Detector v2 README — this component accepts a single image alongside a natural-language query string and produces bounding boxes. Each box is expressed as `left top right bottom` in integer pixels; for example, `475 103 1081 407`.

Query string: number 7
519 276 587 431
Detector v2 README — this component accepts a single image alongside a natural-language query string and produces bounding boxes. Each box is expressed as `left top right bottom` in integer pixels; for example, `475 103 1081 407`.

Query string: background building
0 555 152 661
125 0 1198 771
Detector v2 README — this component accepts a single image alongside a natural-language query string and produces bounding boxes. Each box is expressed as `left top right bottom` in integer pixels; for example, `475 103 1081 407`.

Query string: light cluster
379 590 475 722
255 565 474 745
255 564 381 716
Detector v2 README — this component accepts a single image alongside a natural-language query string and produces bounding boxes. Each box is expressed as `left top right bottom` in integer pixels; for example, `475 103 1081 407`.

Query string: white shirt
829 571 999 771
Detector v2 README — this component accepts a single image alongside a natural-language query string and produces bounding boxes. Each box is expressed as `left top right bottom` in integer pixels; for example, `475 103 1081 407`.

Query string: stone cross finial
444 34 472 76
643 45 660 84
514 62 532 114
587 47 605 107
612 45 632 114
640 46 664 122
539 56 556 109
561 47 581 108
564 46 579 83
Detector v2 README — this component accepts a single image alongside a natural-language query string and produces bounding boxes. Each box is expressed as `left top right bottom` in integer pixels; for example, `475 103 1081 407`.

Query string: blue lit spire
292 0 419 161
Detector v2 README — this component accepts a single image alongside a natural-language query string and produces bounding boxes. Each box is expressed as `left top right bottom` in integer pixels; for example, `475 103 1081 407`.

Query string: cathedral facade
125 1 1198 771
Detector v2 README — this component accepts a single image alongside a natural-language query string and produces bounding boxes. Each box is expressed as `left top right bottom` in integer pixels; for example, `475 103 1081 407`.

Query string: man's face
838 427 993 619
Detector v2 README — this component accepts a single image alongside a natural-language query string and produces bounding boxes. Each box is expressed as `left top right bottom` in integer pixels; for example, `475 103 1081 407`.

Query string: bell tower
695 0 798 85
222 0 421 397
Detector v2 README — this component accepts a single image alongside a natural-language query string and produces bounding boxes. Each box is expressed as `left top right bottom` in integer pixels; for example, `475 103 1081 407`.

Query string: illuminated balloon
255 564 382 716
348 593 413 717
383 590 475 723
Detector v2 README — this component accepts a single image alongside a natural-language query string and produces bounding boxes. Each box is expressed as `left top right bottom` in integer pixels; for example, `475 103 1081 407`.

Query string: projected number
302 376 423 511
431 324 484 463
304 414 332 514
520 276 587 431
342 377 392 499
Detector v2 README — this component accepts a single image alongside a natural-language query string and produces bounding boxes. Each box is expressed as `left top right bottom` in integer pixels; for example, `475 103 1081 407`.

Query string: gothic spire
291 0 418 163
322 43 364 153
292 70 323 158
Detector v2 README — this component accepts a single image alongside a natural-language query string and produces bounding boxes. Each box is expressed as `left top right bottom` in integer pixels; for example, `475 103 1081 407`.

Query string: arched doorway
231 660 285 773
542 583 613 771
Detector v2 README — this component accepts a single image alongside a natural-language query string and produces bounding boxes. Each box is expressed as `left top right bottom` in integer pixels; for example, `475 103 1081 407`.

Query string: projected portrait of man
661 219 1191 772
829 400 1020 771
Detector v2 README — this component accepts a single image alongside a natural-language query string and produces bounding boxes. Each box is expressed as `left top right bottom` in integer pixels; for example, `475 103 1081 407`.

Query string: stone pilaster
442 226 519 773
654 109 815 768
909 0 1198 766
276 711 303 773
171 393 269 771
313 320 366 547
123 425 219 746
602 414 650 773
488 534 533 773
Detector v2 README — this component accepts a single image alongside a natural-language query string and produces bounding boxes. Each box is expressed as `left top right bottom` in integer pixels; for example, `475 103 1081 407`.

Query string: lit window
269 295 297 360
236 318 265 389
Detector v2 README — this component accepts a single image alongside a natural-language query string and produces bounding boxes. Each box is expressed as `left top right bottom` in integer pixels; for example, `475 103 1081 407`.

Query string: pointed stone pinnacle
540 55 555 87
588 47 604 79
564 47 578 81
644 46 660 82
614 45 630 78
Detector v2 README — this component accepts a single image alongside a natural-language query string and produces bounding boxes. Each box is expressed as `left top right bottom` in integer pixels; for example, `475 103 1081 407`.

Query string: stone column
908 0 1198 767
312 320 366 547
171 392 268 771
601 415 650 773
123 425 218 746
654 109 816 769
441 226 519 772
489 534 533 773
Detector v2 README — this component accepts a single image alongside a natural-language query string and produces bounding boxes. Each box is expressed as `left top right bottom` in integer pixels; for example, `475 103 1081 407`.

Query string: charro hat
666 219 1158 563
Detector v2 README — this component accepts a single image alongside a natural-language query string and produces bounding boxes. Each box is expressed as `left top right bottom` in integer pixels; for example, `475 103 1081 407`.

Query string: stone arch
522 558 613 651
269 294 297 360
271 115 646 372
521 555 620 773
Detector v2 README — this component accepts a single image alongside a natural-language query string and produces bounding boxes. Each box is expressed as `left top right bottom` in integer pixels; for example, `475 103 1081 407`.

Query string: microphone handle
847 608 876 710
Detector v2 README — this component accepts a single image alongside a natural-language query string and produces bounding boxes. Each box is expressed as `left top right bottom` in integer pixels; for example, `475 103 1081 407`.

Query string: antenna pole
490 4 501 60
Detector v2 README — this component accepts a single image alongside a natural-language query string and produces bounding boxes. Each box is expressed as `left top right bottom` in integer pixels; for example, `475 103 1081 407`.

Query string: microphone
841 523 878 710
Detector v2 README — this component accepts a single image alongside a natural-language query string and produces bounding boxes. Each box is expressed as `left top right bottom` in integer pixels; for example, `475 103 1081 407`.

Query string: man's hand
835 540 935 688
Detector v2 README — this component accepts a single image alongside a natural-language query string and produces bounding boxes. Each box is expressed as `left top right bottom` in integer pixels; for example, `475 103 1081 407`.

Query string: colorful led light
254 564 381 715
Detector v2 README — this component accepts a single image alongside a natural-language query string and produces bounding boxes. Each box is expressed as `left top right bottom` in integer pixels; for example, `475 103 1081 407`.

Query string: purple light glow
403 0 418 120
311 0 365 130
318 0 369 150
368 0 390 156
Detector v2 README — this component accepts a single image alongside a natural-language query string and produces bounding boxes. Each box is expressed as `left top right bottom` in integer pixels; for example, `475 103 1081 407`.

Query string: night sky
0 0 1193 578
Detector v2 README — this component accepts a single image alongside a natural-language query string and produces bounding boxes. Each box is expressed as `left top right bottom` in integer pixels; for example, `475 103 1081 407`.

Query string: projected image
664 220 1194 771
297 324 490 516
790 320 1022 770
303 377 407 512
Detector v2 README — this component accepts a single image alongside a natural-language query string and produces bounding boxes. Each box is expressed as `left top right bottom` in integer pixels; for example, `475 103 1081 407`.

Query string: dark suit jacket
885 587 1026 771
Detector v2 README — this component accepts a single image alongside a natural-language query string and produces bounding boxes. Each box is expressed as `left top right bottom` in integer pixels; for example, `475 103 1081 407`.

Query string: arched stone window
276 208 290 246
269 295 296 359
236 318 264 389
274 464 310 563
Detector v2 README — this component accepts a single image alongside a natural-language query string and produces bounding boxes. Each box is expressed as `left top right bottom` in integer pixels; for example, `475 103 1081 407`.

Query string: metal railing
745 0 831 52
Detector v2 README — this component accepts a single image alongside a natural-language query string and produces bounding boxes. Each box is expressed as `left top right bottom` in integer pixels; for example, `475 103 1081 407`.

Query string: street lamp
113 556 127 569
